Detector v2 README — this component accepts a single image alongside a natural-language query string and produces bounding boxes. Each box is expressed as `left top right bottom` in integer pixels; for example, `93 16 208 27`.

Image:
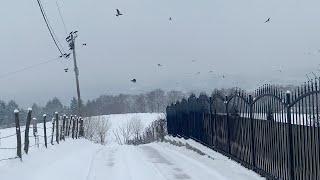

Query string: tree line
0 89 186 128
0 85 297 128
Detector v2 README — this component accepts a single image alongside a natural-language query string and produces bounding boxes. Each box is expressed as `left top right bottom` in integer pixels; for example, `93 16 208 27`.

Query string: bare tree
96 117 111 145
130 116 144 140
112 116 144 145
83 116 111 145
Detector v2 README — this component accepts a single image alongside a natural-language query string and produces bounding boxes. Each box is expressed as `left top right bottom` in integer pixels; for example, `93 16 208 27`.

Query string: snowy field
86 113 165 143
0 113 263 180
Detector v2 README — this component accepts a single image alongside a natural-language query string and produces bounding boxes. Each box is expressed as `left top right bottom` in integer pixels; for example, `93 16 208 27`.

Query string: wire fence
0 111 84 163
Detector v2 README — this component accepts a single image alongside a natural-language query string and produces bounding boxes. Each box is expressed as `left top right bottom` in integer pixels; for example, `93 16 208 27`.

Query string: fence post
51 118 55 145
76 117 79 139
55 112 59 144
79 117 84 137
249 95 256 168
32 118 39 148
208 97 213 147
72 116 75 139
225 96 231 154
24 108 32 154
286 92 294 180
65 116 68 137
68 115 73 136
14 110 22 160
62 115 66 141
43 114 47 148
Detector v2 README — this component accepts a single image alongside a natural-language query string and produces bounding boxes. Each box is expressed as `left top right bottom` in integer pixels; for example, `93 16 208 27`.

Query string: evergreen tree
70 97 78 115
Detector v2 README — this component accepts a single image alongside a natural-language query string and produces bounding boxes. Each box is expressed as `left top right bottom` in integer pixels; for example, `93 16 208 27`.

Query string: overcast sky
1 0 320 107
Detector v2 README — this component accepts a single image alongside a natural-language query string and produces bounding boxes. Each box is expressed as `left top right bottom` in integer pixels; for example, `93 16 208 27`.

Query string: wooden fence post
51 118 55 145
59 116 63 141
43 114 47 148
24 108 32 154
68 115 73 136
55 112 59 144
62 115 66 141
32 118 39 148
76 117 79 139
79 117 84 137
72 116 75 139
14 110 22 160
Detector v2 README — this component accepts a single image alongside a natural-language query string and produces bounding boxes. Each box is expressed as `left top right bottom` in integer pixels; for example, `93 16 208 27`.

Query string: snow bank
163 136 264 180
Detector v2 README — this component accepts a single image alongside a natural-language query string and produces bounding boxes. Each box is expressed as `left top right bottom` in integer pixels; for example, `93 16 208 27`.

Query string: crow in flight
64 68 68 72
131 79 136 83
265 18 270 23
169 17 172 21
116 9 123 16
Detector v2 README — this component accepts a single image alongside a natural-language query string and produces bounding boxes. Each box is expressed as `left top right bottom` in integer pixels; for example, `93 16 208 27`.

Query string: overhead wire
36 0 66 55
0 56 60 80
38 0 66 54
56 1 68 35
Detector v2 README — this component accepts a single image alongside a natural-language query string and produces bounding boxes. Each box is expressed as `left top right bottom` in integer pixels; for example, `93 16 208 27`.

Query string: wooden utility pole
66 31 82 116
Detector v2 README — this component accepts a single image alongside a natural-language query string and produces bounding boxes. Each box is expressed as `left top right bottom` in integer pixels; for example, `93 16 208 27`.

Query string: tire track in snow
86 148 104 180
136 146 171 180
139 145 192 180
152 143 227 180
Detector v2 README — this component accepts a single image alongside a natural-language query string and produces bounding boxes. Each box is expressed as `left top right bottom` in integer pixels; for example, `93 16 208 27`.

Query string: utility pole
66 31 82 116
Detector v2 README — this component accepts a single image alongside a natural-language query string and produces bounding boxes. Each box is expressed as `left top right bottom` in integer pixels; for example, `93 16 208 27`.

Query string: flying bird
64 68 68 72
116 9 123 16
82 43 87 46
59 55 63 58
169 17 172 21
157 64 162 67
264 18 270 23
131 79 137 83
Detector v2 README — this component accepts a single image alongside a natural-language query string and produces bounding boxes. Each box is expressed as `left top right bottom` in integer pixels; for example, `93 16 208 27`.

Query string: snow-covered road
0 139 263 180
88 144 228 180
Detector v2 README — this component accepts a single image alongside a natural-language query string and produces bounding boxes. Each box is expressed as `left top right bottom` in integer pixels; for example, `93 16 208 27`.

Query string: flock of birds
126 14 271 84
64 8 272 84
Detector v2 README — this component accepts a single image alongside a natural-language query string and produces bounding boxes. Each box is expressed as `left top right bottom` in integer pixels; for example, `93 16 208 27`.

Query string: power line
56 1 68 35
0 57 60 80
36 0 66 55
38 0 66 54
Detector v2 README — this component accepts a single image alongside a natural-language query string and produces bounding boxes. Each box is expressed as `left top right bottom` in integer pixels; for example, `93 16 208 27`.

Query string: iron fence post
286 92 294 180
209 97 213 147
225 96 231 154
249 95 256 168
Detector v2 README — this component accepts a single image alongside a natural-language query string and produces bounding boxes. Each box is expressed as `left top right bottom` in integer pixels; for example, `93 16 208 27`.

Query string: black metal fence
166 78 320 180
